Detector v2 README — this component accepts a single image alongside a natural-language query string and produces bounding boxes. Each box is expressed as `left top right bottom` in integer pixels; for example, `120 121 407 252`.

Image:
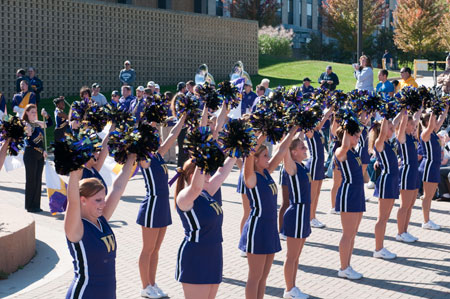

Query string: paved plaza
0 161 449 299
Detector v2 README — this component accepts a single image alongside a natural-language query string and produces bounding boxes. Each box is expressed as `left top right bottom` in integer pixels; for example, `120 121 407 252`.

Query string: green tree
320 0 387 53
393 0 443 57
231 0 281 26
438 0 450 50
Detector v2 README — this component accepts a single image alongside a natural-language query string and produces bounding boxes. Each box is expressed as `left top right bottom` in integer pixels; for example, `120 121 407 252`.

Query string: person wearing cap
318 66 339 91
53 96 69 142
129 86 146 122
261 78 272 96
111 90 120 105
119 85 136 111
119 60 136 93
154 84 160 95
91 83 107 106
301 77 314 97
241 82 257 115
26 67 43 107
147 81 156 94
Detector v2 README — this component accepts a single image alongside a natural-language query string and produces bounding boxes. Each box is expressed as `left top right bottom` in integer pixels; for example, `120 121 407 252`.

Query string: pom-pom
250 96 287 144
174 93 202 128
196 82 223 112
328 90 347 111
379 97 401 119
104 103 136 126
108 122 160 164
52 129 102 175
217 80 240 109
184 126 225 174
284 86 303 105
0 115 26 156
335 105 361 135
143 94 168 124
69 98 90 121
285 101 324 132
218 119 257 158
84 103 108 132
395 86 422 113
313 88 331 107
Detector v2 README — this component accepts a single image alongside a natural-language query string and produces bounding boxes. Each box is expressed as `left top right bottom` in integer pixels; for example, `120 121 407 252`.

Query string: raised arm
102 154 137 220
65 169 84 243
176 166 205 211
212 102 230 140
315 108 332 132
436 105 449 132
374 118 388 152
412 106 423 127
282 146 297 176
396 110 408 144
335 130 352 162
392 110 403 129
158 113 186 157
94 124 115 172
205 157 237 196
0 138 10 171
421 114 436 142
244 134 266 189
268 125 299 173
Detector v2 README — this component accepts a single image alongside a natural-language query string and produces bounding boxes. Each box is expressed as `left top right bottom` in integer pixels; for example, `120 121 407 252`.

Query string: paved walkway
0 160 449 299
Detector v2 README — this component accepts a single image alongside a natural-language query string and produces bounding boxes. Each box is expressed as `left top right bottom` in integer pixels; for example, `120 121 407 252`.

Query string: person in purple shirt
241 83 257 115
119 85 136 111
301 77 315 98
129 86 146 122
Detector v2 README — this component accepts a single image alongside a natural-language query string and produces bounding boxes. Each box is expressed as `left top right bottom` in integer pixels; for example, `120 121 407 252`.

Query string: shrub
258 26 294 57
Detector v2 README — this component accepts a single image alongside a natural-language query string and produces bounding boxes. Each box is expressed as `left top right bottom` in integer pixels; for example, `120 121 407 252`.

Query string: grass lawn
10 55 398 147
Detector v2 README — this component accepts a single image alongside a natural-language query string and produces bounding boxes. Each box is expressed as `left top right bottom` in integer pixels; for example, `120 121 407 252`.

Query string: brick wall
0 0 258 100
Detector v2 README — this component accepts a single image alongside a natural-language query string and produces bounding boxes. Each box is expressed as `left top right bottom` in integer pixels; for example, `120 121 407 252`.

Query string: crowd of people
0 56 450 299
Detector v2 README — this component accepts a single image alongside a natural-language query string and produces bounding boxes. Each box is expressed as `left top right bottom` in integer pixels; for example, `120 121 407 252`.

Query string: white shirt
354 67 374 91
91 93 108 106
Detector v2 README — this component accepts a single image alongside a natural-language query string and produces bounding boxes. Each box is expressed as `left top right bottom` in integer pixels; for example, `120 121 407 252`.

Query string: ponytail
368 122 381 153
174 159 196 206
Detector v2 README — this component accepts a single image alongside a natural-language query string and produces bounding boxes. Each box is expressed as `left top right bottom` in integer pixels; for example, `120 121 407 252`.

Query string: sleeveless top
420 132 441 163
375 141 399 175
398 134 419 168
244 169 278 219
141 153 169 199
336 149 364 185
281 162 311 204
306 131 325 161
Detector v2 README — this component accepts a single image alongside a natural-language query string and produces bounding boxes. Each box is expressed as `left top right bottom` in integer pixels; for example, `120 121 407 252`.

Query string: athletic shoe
338 266 363 280
310 218 326 228
443 193 450 198
373 247 397 260
240 250 247 257
141 285 161 299
395 233 415 243
366 181 375 189
280 233 287 241
422 220 441 230
404 231 418 241
153 284 167 298
283 286 309 299
365 197 370 202
329 208 340 215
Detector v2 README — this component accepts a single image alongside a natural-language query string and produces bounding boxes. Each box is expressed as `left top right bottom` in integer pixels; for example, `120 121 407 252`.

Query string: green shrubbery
258 26 294 57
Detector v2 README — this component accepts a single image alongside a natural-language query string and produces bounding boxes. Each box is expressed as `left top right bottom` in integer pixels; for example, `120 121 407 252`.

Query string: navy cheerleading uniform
398 134 420 190
280 162 312 239
335 149 366 212
239 169 281 254
374 141 400 199
331 137 341 171
356 127 370 164
306 131 325 180
137 154 171 228
175 191 223 284
66 216 117 299
419 132 441 183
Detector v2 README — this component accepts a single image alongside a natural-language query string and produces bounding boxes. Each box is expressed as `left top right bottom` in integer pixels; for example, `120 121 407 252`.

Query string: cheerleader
369 117 399 260
356 111 370 199
239 126 297 299
0 138 10 171
305 109 333 228
396 110 422 242
335 127 365 280
329 118 341 214
281 137 311 299
138 114 186 299
419 107 449 230
64 154 136 299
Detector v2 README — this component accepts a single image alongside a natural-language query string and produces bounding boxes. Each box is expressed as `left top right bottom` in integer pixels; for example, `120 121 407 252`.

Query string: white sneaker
283 286 309 299
422 220 441 230
310 218 326 228
395 233 415 243
280 233 287 241
338 266 363 280
329 208 340 215
373 247 397 260
240 250 247 257
443 193 450 198
153 284 167 298
366 181 375 189
141 285 161 299
404 231 418 241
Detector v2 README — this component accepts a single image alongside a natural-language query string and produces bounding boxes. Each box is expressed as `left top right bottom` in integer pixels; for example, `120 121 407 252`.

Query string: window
117 0 132 4
288 0 293 24
275 0 282 22
158 0 166 9
307 0 312 29
216 0 223 16
299 0 302 26
194 0 202 13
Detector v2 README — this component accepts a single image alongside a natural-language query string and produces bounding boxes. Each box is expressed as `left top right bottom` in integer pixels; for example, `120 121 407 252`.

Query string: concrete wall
0 0 258 100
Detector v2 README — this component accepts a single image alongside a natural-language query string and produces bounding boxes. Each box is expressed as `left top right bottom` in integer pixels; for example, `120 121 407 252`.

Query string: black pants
177 128 189 168
438 166 450 196
24 147 44 211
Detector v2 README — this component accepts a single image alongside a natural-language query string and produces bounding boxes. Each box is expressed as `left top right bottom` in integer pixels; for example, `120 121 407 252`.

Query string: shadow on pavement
121 195 145 203
0 184 25 195
109 220 128 228
222 276 289 298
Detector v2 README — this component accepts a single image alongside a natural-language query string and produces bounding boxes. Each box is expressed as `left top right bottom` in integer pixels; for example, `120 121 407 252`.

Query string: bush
258 26 294 57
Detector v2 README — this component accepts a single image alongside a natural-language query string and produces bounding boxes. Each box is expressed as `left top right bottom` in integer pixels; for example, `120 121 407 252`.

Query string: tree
320 0 387 53
230 0 281 27
438 0 450 50
393 0 443 58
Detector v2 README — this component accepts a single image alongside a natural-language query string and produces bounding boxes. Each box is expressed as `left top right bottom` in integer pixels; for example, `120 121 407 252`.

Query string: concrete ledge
0 205 35 275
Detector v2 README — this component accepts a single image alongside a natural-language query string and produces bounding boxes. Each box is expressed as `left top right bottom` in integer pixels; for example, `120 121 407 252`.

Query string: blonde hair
289 137 303 151
79 178 105 198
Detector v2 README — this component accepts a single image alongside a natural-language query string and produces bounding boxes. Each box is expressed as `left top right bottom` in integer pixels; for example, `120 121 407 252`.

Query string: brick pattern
0 0 258 100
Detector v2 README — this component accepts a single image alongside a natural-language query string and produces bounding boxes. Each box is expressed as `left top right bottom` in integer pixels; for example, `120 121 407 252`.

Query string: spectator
437 130 450 200
376 69 395 97
0 92 6 119
53 96 69 142
396 67 418 92
241 83 257 115
16 69 28 93
144 87 153 99
382 50 394 70
392 80 399 91
155 83 160 95
111 90 120 105
119 60 136 92
147 81 156 94
177 82 186 94
91 83 108 106
27 67 43 107
129 86 146 121
12 80 36 118
318 66 340 91
261 78 272 96
119 85 135 111
186 80 195 96
161 91 176 163
354 55 374 91
301 77 314 97
79 86 92 102
250 85 266 113
437 54 450 94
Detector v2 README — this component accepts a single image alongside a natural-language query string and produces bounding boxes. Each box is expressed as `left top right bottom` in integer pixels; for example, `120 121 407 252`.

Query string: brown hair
174 159 197 204
289 137 303 151
368 122 381 151
79 178 105 198
360 55 372 68
254 144 268 157
22 104 37 123
336 126 345 142
79 86 91 98
421 113 431 128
